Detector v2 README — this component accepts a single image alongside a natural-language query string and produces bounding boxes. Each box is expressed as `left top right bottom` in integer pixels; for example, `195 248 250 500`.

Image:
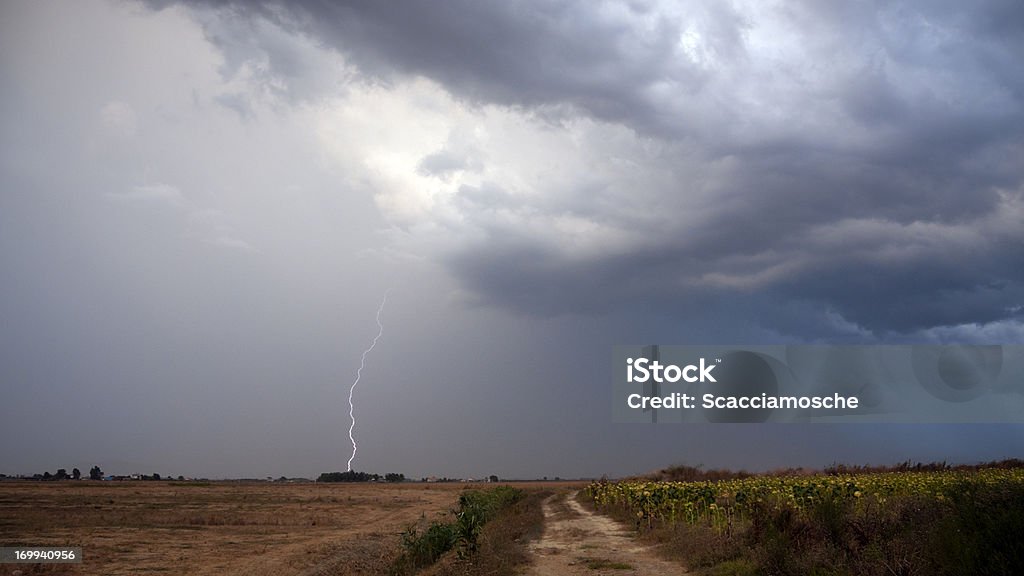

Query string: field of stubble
0 481 469 575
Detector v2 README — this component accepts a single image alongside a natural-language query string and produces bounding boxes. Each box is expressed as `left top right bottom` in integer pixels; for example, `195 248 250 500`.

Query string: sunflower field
586 467 1024 530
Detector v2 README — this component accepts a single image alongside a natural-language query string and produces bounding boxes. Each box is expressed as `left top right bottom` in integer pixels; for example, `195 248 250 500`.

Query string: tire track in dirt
525 491 687 575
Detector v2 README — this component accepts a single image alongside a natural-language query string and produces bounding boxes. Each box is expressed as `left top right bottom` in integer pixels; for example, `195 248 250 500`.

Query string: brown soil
525 491 687 576
0 481 464 576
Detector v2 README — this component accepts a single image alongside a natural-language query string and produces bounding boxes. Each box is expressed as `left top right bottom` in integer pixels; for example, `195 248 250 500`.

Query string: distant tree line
317 471 406 483
2 467 85 481
1 466 183 482
33 468 82 481
824 458 1024 476
415 475 502 483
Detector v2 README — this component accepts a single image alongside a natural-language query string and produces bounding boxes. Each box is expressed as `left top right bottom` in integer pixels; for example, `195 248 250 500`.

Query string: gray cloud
152 0 1024 336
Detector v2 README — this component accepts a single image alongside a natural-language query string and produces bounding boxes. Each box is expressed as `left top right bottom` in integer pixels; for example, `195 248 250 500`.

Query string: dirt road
526 491 687 575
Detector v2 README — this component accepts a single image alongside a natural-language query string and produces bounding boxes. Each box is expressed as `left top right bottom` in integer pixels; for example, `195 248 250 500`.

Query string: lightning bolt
347 291 389 472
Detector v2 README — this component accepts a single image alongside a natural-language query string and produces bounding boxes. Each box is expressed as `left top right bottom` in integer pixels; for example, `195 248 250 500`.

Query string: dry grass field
0 481 476 576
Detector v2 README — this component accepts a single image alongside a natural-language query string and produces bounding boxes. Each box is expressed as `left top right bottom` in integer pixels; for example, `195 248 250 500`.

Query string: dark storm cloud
298 0 745 137
154 0 740 133
148 0 1024 337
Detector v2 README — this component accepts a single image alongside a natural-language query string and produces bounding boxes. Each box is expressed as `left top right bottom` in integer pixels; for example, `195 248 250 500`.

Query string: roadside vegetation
391 486 550 576
584 460 1024 576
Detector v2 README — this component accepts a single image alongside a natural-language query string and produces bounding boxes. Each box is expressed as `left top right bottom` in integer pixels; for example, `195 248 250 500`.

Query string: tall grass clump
391 486 523 575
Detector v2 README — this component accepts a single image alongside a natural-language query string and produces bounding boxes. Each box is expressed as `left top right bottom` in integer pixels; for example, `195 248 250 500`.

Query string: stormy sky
2 0 1023 479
